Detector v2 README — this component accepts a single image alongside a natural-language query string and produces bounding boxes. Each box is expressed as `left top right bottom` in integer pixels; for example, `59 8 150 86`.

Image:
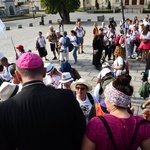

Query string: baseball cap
16 45 24 50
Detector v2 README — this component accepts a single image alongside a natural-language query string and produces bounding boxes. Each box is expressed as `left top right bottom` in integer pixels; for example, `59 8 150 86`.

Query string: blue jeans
73 46 78 62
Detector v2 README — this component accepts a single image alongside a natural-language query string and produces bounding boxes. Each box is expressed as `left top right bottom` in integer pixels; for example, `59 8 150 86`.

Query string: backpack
114 35 121 46
99 75 114 98
141 70 150 82
75 36 80 45
87 93 94 105
63 36 70 47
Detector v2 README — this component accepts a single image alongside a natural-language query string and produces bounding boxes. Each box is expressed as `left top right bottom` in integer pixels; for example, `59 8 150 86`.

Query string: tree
41 0 80 23
107 1 111 10
95 0 99 10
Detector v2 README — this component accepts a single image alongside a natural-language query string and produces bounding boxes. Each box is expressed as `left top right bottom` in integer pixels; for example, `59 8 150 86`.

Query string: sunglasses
76 87 86 91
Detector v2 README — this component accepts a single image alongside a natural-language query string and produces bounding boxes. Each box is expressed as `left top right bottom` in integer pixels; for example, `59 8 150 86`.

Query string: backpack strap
87 93 94 105
127 119 150 150
98 116 118 150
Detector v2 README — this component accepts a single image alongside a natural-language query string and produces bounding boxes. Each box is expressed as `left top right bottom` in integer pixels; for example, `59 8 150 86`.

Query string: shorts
78 37 84 44
50 43 55 51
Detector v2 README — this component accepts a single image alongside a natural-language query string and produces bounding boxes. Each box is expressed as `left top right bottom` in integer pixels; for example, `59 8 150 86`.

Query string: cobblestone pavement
1 12 149 115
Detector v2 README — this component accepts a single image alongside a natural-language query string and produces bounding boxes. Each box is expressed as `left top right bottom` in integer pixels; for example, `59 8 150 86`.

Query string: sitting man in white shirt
0 57 14 82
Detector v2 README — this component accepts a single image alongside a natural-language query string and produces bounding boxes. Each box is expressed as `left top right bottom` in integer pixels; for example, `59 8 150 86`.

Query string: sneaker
81 51 85 53
136 57 139 60
78 51 80 54
52 57 57 60
45 58 49 61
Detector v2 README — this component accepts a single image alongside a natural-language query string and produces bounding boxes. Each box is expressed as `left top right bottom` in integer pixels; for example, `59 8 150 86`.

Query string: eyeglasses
76 87 86 91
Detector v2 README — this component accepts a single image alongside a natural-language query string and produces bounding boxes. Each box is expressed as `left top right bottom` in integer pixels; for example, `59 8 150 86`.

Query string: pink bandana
104 82 131 108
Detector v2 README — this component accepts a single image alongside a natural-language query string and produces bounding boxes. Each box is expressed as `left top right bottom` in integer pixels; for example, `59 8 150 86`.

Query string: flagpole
10 37 18 58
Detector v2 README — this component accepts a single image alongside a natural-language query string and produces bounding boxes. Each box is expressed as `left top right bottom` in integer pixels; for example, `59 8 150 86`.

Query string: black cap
99 28 103 31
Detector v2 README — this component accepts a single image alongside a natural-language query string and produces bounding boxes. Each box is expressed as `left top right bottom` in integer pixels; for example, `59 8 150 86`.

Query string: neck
110 108 130 118
77 94 86 101
21 77 43 85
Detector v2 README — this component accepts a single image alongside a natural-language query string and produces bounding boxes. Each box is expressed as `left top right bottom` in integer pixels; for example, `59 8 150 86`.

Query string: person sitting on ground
138 71 150 99
82 74 150 150
0 82 21 102
0 57 14 82
44 63 62 88
96 62 112 84
71 78 98 124
58 72 74 90
10 63 20 84
59 61 81 81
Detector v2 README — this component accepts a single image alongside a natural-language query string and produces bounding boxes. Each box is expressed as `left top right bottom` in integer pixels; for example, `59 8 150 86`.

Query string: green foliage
18 2 24 6
107 1 111 10
148 1 150 9
41 0 80 14
95 0 99 10
143 9 150 13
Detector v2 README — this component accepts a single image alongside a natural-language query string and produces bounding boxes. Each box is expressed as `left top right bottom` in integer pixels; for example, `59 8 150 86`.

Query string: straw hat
70 78 92 91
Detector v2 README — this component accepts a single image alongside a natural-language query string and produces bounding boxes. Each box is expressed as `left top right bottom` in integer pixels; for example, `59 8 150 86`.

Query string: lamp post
121 0 125 22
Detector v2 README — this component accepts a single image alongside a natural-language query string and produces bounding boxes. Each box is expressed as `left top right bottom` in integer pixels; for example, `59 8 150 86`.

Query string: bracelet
141 104 147 110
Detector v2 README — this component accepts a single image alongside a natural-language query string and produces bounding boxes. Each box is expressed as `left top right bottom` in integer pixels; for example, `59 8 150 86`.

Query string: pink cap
17 52 42 69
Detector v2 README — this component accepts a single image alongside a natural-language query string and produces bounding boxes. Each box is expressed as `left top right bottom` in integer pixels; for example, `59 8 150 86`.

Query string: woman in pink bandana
82 74 150 150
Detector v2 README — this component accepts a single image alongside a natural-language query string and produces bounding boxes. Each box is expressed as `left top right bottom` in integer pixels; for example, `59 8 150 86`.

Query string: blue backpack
63 36 70 47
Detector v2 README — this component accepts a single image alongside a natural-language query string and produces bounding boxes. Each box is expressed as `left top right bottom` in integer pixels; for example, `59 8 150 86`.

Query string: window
86 0 89 4
115 0 119 2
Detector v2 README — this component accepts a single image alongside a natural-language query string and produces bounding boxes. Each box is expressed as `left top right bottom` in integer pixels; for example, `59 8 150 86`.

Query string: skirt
38 47 47 57
138 40 150 50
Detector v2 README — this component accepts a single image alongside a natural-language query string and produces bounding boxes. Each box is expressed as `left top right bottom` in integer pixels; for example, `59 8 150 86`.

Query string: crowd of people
0 15 149 149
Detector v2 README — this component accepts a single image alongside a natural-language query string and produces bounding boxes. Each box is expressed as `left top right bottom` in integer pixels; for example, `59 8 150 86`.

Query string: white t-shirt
70 36 78 47
45 74 61 87
140 31 150 40
0 65 13 81
113 56 125 76
59 36 69 51
36 36 46 48
74 26 85 37
77 93 97 124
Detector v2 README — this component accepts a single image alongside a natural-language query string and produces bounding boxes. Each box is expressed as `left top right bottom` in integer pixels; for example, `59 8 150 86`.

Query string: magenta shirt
85 114 150 150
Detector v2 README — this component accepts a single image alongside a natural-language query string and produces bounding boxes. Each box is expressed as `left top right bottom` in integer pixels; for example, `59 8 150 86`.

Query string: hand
142 109 150 121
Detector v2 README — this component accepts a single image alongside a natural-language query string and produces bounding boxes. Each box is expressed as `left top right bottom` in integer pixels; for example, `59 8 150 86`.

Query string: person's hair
1 57 8 63
70 30 77 36
10 63 16 77
114 46 126 60
39 31 42 34
113 74 133 96
16 62 44 78
143 25 149 35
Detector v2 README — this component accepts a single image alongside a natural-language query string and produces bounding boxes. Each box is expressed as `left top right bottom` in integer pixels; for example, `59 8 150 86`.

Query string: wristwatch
141 104 147 110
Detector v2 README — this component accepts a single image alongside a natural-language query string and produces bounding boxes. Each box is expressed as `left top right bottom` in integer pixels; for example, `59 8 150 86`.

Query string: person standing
70 30 79 64
0 52 86 150
59 31 70 63
74 21 86 54
46 26 57 60
92 28 104 70
36 31 48 61
92 23 99 39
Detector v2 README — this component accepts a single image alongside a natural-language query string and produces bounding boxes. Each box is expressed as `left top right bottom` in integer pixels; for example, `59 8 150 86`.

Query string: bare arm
81 135 95 150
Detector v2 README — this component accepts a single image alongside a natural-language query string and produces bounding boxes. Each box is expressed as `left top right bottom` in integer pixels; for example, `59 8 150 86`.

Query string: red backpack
114 35 121 46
